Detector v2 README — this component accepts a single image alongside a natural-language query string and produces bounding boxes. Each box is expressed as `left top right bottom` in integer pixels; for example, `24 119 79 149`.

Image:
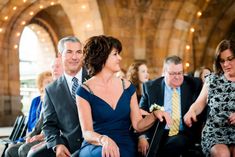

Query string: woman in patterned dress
184 39 235 157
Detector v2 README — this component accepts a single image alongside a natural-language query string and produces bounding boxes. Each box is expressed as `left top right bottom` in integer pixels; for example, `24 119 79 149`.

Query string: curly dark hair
214 39 235 74
83 35 122 76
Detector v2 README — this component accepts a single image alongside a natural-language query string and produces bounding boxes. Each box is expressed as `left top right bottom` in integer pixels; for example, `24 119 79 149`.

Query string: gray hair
57 36 81 54
163 55 182 70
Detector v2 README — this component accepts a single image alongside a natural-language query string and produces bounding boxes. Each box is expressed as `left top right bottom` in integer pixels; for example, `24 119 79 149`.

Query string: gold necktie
169 88 180 136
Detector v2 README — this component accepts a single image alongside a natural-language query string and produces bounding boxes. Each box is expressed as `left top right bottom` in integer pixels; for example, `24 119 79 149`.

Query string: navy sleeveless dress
76 82 137 157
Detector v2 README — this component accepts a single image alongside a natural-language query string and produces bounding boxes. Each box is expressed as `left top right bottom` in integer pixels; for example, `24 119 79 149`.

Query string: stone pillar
0 28 22 127
0 95 22 126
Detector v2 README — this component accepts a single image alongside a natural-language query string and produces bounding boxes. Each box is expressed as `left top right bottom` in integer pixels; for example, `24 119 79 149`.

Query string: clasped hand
101 135 120 157
153 110 172 127
184 109 197 127
26 134 45 143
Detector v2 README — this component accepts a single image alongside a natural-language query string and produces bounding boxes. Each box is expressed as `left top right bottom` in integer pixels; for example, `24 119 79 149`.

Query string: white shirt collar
164 78 180 92
64 68 83 93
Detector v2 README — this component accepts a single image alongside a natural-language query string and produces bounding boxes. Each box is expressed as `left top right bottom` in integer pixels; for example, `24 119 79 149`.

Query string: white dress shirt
64 68 83 94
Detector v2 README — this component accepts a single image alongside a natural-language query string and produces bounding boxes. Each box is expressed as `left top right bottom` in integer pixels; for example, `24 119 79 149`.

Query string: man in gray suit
28 36 89 157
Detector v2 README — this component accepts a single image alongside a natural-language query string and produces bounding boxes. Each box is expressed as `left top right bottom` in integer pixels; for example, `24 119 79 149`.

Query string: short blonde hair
36 71 52 94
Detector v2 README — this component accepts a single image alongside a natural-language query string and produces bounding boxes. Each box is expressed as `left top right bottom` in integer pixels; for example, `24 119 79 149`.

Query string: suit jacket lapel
60 75 78 114
159 79 165 106
59 68 89 113
149 78 164 107
180 81 188 116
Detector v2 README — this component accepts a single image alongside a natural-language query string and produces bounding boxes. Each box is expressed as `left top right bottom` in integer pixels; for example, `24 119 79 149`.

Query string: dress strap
83 84 94 94
121 79 125 90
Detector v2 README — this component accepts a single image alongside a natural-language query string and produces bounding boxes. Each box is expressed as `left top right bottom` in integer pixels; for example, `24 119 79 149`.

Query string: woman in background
27 71 53 132
5 71 53 157
126 61 149 102
115 68 126 79
194 66 211 83
126 61 150 156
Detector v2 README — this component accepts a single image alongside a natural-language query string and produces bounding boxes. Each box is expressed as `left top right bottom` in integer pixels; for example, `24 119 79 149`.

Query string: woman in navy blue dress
73 35 171 157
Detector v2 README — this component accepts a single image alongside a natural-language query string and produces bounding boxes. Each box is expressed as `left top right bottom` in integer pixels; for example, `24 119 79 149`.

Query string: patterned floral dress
201 73 235 156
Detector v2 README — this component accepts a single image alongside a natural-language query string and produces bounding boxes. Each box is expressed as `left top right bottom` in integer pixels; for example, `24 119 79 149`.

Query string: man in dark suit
138 55 203 157
28 36 89 157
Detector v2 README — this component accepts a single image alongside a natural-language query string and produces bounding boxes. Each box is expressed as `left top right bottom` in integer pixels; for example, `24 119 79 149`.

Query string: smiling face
60 41 83 76
104 48 122 73
219 49 235 77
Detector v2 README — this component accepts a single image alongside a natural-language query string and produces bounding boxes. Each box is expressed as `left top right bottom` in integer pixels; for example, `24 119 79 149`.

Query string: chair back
146 119 166 157
9 115 27 142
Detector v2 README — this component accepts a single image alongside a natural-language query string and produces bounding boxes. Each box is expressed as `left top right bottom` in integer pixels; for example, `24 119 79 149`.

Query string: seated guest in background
27 71 53 133
126 61 149 102
17 58 63 157
126 61 150 156
27 36 89 157
73 35 171 157
194 66 212 119
138 55 203 157
27 95 41 133
194 66 212 83
115 68 126 79
184 39 235 157
50 57 63 80
5 71 53 157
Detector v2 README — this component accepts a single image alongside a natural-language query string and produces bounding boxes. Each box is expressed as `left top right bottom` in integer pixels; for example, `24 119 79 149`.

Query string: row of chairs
0 115 27 157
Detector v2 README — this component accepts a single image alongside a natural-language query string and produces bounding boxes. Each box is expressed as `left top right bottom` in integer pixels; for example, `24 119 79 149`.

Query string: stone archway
0 1 64 126
1 0 235 126
0 0 103 126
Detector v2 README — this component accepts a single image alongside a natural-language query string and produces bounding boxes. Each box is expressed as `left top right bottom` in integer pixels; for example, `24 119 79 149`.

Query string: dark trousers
157 130 190 157
27 142 55 157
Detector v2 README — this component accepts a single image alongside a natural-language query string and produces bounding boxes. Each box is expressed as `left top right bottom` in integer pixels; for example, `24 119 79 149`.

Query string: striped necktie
169 88 180 136
72 77 78 103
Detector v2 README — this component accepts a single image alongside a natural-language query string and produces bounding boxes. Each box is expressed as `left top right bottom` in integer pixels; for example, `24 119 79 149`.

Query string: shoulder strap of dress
83 83 94 94
121 79 125 90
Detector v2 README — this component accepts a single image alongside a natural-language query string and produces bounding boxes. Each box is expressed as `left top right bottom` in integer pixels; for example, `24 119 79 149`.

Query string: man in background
138 55 203 157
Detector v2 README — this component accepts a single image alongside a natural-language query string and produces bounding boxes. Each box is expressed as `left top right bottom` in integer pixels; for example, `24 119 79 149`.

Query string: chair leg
1 143 9 157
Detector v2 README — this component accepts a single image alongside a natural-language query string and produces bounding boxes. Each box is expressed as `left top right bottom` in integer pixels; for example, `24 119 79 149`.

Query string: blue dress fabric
27 96 42 132
76 83 137 157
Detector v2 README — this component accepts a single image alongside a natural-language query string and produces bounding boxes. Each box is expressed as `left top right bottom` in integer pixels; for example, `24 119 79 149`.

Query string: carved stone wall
0 0 235 125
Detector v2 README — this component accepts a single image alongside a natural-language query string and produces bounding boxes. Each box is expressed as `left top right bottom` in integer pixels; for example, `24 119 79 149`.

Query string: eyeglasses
219 55 235 64
167 71 183 76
